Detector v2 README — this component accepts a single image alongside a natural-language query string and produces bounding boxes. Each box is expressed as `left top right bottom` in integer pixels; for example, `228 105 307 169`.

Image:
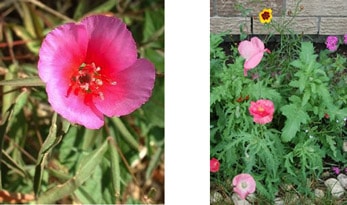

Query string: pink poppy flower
238 37 270 76
232 173 256 200
249 99 275 124
210 158 220 172
38 15 155 129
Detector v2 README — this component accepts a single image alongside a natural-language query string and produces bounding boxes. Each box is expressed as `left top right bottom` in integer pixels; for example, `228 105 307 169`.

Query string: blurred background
0 0 164 204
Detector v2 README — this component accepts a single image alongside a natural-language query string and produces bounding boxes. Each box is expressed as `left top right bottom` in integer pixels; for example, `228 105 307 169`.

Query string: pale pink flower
344 34 347 44
249 99 275 124
210 158 220 173
238 37 270 76
38 15 155 129
326 36 339 51
232 173 256 200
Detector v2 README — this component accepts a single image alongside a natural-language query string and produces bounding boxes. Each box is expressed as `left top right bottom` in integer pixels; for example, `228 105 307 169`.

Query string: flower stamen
66 62 116 100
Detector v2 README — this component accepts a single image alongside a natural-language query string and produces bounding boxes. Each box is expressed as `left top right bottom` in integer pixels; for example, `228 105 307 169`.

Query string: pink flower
238 37 270 76
38 15 155 129
344 34 347 44
249 99 275 124
332 167 340 175
326 36 339 51
210 158 220 172
232 173 256 200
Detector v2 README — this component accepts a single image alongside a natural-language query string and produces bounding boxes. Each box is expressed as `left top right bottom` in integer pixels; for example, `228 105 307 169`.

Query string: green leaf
0 89 31 187
247 82 282 105
34 113 70 196
87 0 116 15
290 59 303 68
145 140 163 180
280 104 309 142
0 104 15 189
37 140 108 204
2 63 17 116
111 117 139 149
143 10 164 47
325 135 337 158
108 137 121 200
0 76 45 87
74 165 103 204
142 77 164 128
9 24 41 54
73 0 116 19
144 48 164 72
284 152 296 176
299 41 317 64
302 91 310 107
3 150 26 176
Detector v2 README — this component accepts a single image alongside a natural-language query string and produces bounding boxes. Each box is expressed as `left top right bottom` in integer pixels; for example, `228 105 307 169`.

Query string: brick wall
210 0 347 36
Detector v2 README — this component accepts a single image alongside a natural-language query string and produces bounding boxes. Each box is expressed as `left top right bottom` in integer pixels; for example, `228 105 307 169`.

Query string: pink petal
38 23 88 83
81 15 137 74
250 37 265 51
244 52 264 69
238 41 258 60
45 81 105 129
253 115 273 124
94 59 156 117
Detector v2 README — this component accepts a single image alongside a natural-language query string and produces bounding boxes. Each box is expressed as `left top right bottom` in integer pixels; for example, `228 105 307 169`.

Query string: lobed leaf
280 104 309 142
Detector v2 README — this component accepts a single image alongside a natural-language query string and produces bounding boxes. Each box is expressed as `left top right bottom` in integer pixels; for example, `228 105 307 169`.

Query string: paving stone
337 174 347 189
231 193 251 205
210 191 223 203
324 178 345 198
314 188 324 198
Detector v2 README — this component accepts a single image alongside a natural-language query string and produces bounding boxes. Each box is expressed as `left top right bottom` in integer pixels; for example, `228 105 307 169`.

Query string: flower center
261 11 270 20
241 181 248 189
257 106 265 112
66 62 116 100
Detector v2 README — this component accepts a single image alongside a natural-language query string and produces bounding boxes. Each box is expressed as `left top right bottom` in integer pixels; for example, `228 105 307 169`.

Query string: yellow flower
259 8 272 24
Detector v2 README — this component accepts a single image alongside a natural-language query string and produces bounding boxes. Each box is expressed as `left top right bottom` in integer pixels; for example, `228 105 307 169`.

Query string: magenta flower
210 158 220 173
232 173 256 200
249 99 275 124
344 34 347 44
238 37 270 76
332 166 340 175
38 15 155 129
325 36 339 51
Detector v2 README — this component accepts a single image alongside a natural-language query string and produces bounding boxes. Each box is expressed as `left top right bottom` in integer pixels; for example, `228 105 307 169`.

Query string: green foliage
280 100 309 142
210 31 347 203
0 0 164 204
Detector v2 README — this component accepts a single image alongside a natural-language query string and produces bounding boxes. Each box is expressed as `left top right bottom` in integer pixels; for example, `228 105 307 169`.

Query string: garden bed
210 33 347 204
